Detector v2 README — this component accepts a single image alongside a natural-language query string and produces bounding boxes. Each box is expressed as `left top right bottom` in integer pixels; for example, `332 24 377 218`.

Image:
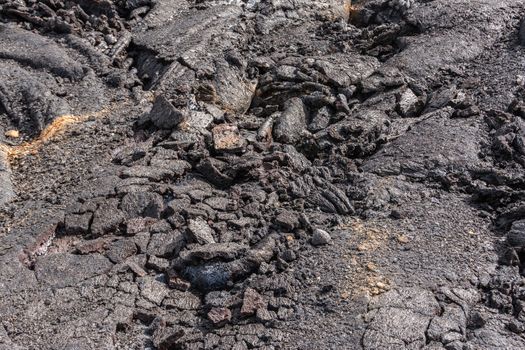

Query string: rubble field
1 0 525 349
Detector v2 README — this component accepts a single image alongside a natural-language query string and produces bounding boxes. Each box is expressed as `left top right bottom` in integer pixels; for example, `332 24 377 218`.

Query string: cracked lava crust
1 0 525 349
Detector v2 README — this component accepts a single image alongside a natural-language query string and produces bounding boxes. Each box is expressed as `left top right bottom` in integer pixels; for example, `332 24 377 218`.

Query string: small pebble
311 229 332 246
5 130 19 138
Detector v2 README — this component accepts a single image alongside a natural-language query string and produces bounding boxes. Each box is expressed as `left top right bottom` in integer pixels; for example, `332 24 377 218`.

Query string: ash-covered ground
1 0 525 349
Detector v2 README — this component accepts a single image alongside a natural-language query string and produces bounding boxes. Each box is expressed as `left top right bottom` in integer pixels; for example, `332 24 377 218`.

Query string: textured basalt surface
1 0 525 349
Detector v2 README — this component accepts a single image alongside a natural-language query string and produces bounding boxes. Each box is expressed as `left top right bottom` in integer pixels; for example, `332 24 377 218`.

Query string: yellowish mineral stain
5 108 111 161
5 130 19 138
7 115 86 159
338 218 394 299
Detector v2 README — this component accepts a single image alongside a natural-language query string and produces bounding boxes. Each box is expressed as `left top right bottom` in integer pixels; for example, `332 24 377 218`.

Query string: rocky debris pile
0 0 148 62
0 0 146 138
2 0 525 349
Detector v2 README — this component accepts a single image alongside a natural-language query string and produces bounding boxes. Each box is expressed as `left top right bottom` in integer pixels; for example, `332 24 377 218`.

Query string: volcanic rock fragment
167 271 191 291
507 220 525 248
273 98 307 144
205 290 236 308
256 308 274 322
90 199 125 236
126 217 156 235
397 88 423 118
208 307 232 327
75 237 112 255
275 211 300 231
182 262 231 291
163 290 201 310
147 231 185 257
138 275 170 305
64 212 93 235
315 186 354 215
120 191 165 218
315 55 377 88
241 287 267 316
147 255 170 271
106 239 137 263
149 95 186 129
210 62 256 114
309 106 332 132
311 229 332 246
180 243 247 263
195 157 234 188
212 124 246 153
187 218 216 244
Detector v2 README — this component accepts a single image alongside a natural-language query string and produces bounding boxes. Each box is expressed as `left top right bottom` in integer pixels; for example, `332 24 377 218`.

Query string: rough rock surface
1 0 525 349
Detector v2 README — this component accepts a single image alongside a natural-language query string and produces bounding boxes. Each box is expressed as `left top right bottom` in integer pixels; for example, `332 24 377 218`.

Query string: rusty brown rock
75 237 113 254
212 124 246 153
241 287 267 316
167 271 191 291
207 307 232 327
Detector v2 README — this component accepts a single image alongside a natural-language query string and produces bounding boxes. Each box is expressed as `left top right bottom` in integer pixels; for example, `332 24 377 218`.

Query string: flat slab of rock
34 253 112 288
361 110 483 178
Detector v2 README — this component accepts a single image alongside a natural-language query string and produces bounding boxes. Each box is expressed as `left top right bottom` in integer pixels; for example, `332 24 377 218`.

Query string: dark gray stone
179 243 248 263
397 88 423 118
311 229 332 246
147 255 170 271
241 288 267 316
106 239 138 263
147 231 185 257
138 275 170 305
64 212 93 235
273 98 307 144
90 199 125 236
182 262 231 291
274 211 300 231
149 95 186 129
163 290 201 310
120 191 165 219
507 220 525 248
